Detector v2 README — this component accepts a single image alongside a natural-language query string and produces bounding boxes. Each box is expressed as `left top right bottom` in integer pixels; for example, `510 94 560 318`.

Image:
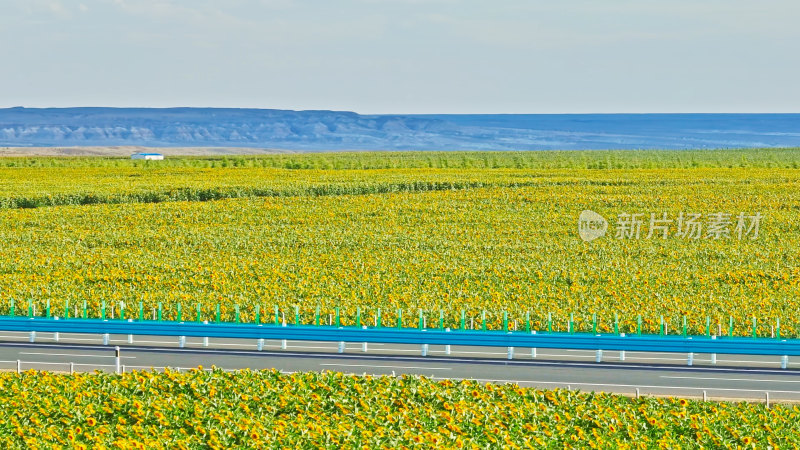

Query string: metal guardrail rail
2 316 800 358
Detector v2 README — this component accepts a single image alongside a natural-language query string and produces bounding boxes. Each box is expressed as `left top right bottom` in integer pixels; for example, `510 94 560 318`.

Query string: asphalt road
2 330 800 402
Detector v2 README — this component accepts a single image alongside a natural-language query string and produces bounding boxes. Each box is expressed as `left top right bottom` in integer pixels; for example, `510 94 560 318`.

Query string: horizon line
2 106 800 116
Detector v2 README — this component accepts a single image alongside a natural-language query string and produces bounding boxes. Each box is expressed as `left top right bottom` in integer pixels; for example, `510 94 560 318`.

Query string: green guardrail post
547 312 552 333
525 311 530 333
64 300 69 319
196 303 201 322
752 316 757 339
439 310 444 330
592 313 597 334
216 304 220 323
728 316 733 337
776 317 781 339
503 311 508 331
376 308 381 328
335 307 340 327
356 306 361 328
682 315 687 338
460 310 465 330
28 299 33 318
706 316 710 337
46 299 51 319
397 309 402 328
176 303 182 322
481 310 486 331
295 305 300 326
569 313 574 334
255 305 260 324
235 304 240 324
613 313 619 335
9 298 14 317
315 306 320 326
659 315 664 336
83 301 87 319
418 309 424 329
119 302 124 321
101 301 106 320
138 302 143 321
274 305 279 325
637 315 642 336
157 302 162 322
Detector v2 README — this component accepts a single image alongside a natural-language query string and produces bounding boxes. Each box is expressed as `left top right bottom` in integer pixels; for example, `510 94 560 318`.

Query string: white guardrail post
115 346 121 374
361 326 368 352
711 335 717 365
445 328 451 355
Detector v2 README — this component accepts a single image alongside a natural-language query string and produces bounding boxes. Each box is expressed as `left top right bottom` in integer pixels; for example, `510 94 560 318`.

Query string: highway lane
2 331 800 402
2 330 800 368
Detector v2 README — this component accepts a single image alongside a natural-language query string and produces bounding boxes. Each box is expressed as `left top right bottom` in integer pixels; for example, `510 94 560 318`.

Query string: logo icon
578 210 607 242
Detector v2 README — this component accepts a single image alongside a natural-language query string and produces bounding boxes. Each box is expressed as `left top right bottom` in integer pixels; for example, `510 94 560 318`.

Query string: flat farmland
0 151 798 336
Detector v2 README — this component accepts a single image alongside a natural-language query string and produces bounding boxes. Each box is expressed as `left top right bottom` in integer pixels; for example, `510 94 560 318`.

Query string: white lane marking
438 350 782 365
442 350 507 356
0 336 101 342
19 352 136 359
0 335 782 363
6 339 787 365
662 375 800 384
320 363 451 371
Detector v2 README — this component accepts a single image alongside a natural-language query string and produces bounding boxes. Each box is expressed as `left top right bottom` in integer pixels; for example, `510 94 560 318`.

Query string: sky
1 0 799 114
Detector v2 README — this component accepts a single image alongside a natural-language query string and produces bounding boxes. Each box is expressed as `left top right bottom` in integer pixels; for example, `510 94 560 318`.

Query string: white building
131 152 164 160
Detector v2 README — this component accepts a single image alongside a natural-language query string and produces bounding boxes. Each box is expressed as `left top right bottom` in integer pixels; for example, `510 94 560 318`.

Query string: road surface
1 330 799 402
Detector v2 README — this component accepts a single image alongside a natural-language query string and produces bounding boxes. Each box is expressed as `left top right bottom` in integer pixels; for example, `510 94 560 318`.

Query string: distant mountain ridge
1 107 799 150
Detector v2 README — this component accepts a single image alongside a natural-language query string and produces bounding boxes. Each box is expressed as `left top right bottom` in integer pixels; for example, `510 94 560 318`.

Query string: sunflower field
0 368 797 448
0 150 798 336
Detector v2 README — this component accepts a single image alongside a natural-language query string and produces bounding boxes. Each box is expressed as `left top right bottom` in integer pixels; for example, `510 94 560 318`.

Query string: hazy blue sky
2 0 798 113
